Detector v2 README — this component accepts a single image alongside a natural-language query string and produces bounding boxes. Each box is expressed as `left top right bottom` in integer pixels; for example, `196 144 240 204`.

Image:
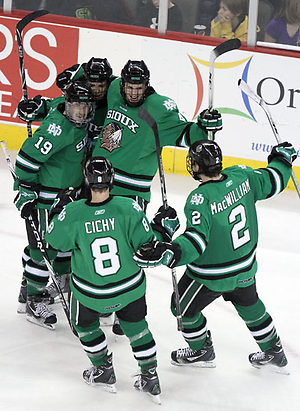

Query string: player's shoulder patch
189 192 205 206
46 122 63 137
112 196 142 213
162 97 178 111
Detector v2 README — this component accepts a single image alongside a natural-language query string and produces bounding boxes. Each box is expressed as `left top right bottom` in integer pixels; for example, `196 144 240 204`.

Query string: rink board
1 122 299 193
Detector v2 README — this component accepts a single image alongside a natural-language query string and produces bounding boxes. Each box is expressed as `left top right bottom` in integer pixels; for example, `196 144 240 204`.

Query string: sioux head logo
101 122 123 152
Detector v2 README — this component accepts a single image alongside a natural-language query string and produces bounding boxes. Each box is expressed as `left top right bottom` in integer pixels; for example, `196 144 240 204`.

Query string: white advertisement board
79 28 300 165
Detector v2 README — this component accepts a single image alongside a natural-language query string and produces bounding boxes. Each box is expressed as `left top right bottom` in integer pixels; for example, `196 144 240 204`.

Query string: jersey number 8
91 237 120 276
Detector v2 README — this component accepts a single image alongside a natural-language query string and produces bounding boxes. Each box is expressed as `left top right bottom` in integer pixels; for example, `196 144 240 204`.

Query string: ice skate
18 281 54 314
171 330 216 367
26 296 57 330
99 312 113 326
83 353 116 393
249 337 289 375
112 314 124 336
134 366 161 405
17 277 27 313
45 273 70 301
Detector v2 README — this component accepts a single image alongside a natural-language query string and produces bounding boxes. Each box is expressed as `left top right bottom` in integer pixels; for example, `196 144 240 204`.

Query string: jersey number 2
229 204 250 250
91 237 120 276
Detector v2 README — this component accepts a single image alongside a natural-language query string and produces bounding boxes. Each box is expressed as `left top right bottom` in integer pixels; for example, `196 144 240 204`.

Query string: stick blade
238 79 262 105
211 38 241 61
16 9 49 34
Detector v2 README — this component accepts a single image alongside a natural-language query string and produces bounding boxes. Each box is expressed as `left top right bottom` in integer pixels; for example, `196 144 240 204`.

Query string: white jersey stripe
134 345 156 359
114 173 152 188
16 154 40 170
268 168 282 196
72 269 143 295
185 231 206 253
187 248 256 275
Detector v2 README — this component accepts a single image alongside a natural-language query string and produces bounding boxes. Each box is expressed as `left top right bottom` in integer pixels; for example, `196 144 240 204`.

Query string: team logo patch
101 122 123 152
47 123 62 136
163 98 177 111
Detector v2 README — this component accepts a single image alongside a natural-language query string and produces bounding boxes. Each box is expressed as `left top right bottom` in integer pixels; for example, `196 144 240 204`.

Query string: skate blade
17 303 26 314
171 359 216 368
26 315 56 330
147 392 161 405
135 388 161 405
86 381 117 393
251 363 290 375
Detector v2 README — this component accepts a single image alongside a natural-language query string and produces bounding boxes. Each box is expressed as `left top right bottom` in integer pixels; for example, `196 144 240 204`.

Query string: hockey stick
0 140 76 334
138 107 183 332
208 38 241 140
16 10 49 138
238 79 300 198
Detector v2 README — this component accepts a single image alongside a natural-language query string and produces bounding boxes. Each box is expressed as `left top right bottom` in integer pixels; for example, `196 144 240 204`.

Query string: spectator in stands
40 1 131 23
13 0 61 14
194 0 219 36
134 0 183 32
93 0 132 24
268 0 281 14
210 0 259 41
264 0 300 46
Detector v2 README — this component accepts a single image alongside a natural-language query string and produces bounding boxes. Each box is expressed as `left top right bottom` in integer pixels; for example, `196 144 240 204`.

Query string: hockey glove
268 142 297 167
14 181 39 219
151 205 180 242
18 95 46 122
197 109 223 133
56 64 81 90
50 187 79 219
134 240 182 269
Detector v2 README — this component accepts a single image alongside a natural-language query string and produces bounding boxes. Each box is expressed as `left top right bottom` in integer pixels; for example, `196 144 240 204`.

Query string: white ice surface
1 150 300 411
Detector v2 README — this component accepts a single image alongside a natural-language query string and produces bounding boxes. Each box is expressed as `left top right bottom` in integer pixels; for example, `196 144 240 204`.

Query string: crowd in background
3 0 300 47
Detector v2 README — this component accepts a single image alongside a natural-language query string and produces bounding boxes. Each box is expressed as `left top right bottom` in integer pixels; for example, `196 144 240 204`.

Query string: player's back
184 165 260 291
63 196 153 284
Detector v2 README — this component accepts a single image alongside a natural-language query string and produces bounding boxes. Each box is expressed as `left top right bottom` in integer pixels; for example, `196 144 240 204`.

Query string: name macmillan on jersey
210 178 250 215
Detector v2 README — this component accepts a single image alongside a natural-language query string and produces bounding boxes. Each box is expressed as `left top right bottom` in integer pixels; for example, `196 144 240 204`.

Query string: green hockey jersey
15 107 87 208
173 160 292 292
92 78 208 202
45 196 156 313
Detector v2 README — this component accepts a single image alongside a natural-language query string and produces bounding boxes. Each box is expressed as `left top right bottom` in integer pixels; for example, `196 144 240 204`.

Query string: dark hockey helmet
84 57 113 82
187 140 223 180
120 60 150 107
121 60 150 84
64 81 95 127
85 157 114 190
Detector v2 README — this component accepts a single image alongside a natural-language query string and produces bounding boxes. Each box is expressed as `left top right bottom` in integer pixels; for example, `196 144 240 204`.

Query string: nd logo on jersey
47 123 62 136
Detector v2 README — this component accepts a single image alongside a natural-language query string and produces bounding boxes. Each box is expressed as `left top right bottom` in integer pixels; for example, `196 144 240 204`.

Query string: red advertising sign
0 15 79 124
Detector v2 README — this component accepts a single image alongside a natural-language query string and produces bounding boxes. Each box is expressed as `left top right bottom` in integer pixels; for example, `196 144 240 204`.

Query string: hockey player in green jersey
16 58 114 312
134 139 297 374
56 57 116 145
18 57 115 151
14 82 95 329
92 59 223 209
45 157 179 403
90 59 222 334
